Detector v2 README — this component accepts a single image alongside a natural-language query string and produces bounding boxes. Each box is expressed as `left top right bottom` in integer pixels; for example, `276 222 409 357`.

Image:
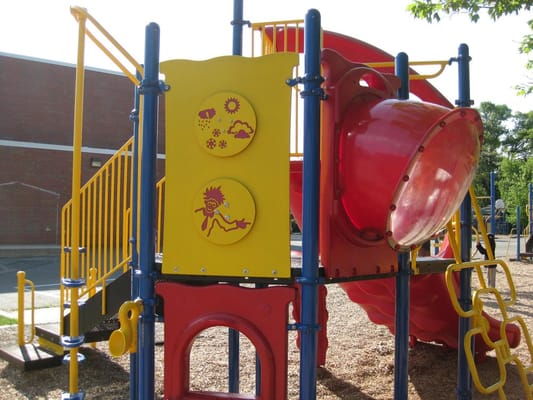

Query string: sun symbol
224 97 240 114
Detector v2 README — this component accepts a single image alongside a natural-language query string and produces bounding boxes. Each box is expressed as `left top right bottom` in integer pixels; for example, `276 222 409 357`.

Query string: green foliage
407 0 532 96
472 102 508 196
497 157 533 227
517 19 533 95
502 110 533 160
407 1 531 23
469 102 532 229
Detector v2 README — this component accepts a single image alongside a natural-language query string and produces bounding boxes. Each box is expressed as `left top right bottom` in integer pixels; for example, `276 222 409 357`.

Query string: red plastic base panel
156 282 296 400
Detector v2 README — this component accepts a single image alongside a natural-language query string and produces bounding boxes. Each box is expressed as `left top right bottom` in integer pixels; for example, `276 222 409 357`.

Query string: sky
2 0 532 112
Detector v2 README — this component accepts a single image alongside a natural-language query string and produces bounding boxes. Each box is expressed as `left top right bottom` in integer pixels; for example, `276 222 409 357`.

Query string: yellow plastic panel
161 53 297 279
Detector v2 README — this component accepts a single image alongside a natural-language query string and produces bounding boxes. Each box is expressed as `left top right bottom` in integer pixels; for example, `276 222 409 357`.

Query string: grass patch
0 315 17 326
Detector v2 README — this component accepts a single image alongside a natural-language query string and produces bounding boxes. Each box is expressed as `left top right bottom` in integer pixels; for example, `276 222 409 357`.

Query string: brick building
0 53 164 244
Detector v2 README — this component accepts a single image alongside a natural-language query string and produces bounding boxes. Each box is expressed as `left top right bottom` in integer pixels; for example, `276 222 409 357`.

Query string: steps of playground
0 341 63 371
36 320 119 348
415 257 457 274
0 320 119 371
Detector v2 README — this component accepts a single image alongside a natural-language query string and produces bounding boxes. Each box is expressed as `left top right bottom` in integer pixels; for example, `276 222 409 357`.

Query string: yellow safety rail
16 271 35 346
365 60 450 80
70 6 143 85
60 138 134 326
65 7 145 397
251 20 304 157
156 177 165 254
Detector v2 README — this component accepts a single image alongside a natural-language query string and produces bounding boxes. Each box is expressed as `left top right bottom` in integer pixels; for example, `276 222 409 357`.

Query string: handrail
61 138 134 321
70 6 143 85
17 271 35 345
365 60 450 80
250 20 303 156
156 177 165 254
65 7 143 397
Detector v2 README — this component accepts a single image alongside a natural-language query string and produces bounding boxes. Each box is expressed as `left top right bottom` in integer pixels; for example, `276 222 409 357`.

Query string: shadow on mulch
408 342 528 400
0 346 130 399
318 367 376 399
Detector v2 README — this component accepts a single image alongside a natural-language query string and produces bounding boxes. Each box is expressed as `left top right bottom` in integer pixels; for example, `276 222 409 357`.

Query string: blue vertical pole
490 171 496 234
394 52 410 400
129 70 142 400
228 1 244 392
517 207 522 260
137 22 161 400
396 52 409 100
232 0 244 56
455 43 473 400
299 9 322 400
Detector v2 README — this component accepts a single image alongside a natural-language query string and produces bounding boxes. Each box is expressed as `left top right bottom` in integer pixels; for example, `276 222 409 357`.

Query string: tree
498 110 533 229
472 102 509 197
501 110 533 161
497 156 533 228
407 0 533 95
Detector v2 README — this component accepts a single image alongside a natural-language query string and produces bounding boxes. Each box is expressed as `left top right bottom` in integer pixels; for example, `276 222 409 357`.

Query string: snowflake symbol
219 140 227 149
224 97 240 114
212 128 222 137
206 138 216 149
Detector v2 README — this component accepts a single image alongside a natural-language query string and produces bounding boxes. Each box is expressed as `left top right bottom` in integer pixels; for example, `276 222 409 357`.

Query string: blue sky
2 0 531 112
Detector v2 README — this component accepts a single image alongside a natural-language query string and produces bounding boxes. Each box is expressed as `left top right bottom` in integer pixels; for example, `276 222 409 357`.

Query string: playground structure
2 3 533 400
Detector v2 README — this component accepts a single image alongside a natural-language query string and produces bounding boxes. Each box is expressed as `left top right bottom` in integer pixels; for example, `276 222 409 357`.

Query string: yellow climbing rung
445 259 533 399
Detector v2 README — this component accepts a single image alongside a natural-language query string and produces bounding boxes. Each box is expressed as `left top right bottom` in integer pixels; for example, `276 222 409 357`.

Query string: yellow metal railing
251 20 304 157
16 271 35 346
70 6 143 85
156 177 165 254
61 138 134 321
64 6 146 397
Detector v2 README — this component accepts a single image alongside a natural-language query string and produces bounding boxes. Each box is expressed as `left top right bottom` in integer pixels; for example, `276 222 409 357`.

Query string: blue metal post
298 9 322 400
394 52 410 400
228 1 244 392
396 52 409 100
517 207 522 260
455 43 473 400
490 171 496 235
232 0 244 56
137 22 161 400
129 70 142 400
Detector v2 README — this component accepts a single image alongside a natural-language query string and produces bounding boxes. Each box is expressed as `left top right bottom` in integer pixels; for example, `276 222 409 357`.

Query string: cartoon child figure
194 186 250 237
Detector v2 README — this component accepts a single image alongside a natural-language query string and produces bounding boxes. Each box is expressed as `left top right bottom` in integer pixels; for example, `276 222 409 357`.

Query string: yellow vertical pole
17 271 25 346
67 10 87 397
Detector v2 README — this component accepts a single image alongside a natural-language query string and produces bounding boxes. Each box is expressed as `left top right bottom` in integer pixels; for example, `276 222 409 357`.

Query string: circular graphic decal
193 178 255 245
195 92 257 157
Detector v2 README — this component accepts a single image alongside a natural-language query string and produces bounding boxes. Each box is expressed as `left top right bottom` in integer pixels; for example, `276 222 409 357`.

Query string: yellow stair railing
60 137 134 331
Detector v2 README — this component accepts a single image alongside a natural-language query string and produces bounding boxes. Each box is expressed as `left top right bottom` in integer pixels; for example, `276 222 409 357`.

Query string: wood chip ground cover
0 261 531 399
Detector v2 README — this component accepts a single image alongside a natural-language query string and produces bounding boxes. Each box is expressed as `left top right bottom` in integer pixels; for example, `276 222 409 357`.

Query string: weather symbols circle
193 178 256 245
195 92 257 157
